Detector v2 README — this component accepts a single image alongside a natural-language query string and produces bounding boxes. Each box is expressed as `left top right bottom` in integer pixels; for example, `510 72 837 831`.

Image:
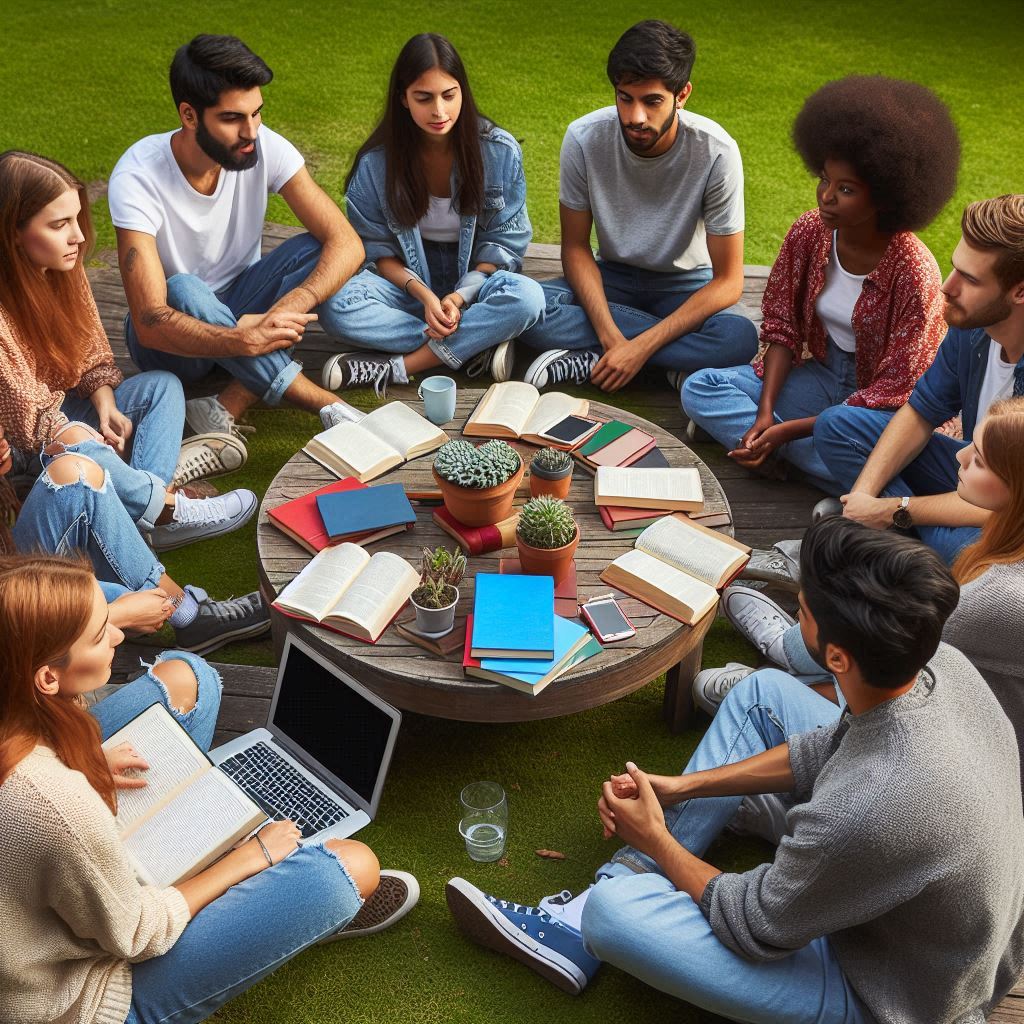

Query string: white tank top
418 195 460 243
815 232 867 353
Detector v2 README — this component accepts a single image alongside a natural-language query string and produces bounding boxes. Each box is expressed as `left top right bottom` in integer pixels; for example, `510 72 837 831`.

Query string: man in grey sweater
447 519 1024 1023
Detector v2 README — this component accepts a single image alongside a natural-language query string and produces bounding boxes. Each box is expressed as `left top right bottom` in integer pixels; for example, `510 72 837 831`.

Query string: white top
814 232 866 353
108 126 305 293
977 339 1017 422
418 194 460 243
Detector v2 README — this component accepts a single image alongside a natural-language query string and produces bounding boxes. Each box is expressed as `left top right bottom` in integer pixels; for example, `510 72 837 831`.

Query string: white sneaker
726 794 793 844
523 349 598 388
151 489 258 552
173 433 247 486
666 369 687 393
721 585 797 666
319 401 365 430
692 662 756 715
185 396 255 441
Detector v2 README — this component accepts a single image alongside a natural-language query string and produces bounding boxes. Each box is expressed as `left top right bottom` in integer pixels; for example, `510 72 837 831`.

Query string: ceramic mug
418 375 457 425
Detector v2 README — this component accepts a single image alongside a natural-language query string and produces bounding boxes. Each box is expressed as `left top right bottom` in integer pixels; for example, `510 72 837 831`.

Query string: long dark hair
346 34 487 228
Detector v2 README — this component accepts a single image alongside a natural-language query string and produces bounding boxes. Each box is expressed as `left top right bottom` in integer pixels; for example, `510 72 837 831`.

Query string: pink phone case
581 600 637 643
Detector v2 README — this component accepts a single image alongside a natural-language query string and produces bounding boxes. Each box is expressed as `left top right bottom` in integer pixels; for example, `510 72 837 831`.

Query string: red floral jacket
754 211 945 408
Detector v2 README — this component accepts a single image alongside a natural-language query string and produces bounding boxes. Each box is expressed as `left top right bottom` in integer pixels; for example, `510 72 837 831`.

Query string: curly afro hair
792 75 960 233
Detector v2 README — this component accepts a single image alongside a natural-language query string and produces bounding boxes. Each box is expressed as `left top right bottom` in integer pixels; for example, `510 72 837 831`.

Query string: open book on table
103 703 264 888
600 514 751 625
303 401 447 482
464 382 589 446
272 542 419 642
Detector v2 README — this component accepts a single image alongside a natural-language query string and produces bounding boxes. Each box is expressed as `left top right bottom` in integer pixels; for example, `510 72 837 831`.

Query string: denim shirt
344 126 532 302
908 326 1024 440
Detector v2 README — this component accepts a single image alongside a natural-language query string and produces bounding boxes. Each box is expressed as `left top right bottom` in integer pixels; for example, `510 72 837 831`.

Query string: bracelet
403 276 418 295
255 832 274 867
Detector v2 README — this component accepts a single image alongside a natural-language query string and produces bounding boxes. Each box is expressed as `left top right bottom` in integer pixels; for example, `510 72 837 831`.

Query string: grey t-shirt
559 106 744 275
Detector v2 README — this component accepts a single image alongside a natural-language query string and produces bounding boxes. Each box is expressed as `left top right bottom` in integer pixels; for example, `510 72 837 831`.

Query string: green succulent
433 438 521 488
516 495 578 549
412 545 467 609
531 446 572 473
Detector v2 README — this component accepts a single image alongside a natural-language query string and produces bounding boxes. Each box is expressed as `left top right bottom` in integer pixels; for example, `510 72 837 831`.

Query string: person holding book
446 519 1024 1022
317 33 545 397
681 77 957 492
0 552 418 1024
109 34 366 442
516 20 758 392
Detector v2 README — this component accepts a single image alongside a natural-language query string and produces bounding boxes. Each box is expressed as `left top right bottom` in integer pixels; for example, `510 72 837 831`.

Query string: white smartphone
581 596 636 643
537 415 601 447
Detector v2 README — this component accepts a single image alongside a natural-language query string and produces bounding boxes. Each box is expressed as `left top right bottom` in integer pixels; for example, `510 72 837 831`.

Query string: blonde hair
961 195 1024 291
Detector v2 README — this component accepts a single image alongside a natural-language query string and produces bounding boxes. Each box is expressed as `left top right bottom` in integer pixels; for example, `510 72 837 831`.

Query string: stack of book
573 420 664 474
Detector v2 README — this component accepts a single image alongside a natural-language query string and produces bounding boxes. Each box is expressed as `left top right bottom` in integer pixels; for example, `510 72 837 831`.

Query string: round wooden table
256 391 732 730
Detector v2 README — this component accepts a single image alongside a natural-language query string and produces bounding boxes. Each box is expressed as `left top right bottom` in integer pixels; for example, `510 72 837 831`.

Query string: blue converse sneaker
446 877 601 994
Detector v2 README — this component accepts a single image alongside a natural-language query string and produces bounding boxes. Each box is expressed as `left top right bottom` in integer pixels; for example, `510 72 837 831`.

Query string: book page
103 704 209 832
596 466 703 504
311 422 397 477
523 392 588 437
635 516 745 586
363 401 445 458
124 769 263 888
470 381 539 436
612 549 718 616
331 551 419 635
275 543 369 621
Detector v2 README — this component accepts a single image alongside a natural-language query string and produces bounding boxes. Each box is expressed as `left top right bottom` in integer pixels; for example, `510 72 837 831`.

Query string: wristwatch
892 496 913 530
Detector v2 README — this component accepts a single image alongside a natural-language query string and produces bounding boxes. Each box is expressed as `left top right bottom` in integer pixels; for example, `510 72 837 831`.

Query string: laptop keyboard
218 741 349 838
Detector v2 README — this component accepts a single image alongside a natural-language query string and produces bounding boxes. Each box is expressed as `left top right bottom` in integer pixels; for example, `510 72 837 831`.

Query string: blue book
481 615 590 678
471 573 554 658
315 483 415 540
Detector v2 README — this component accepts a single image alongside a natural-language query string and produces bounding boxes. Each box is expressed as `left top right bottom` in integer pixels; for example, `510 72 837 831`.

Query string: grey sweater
700 644 1024 1024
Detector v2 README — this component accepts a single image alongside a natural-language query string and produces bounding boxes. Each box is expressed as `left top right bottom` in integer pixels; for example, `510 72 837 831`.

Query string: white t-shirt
977 340 1017 422
814 232 866 353
108 126 305 293
418 195 460 243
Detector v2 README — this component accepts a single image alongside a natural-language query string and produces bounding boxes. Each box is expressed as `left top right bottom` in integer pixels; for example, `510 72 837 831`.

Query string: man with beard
446 519 1024 1023
109 34 365 444
518 20 757 393
814 195 1024 563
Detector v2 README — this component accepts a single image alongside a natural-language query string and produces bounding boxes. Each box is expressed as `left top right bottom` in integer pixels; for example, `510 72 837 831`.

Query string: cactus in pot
529 446 573 499
432 439 524 527
410 545 466 636
515 495 580 582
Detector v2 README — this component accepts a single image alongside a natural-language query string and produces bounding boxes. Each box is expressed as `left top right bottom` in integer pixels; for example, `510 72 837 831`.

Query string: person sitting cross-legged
447 518 1024 1023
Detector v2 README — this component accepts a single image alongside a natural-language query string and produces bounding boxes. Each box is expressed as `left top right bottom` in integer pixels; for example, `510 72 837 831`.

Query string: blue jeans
581 671 871 1024
319 241 546 368
60 371 184 485
90 655 363 1024
125 234 325 405
682 340 858 493
518 261 759 373
813 405 980 564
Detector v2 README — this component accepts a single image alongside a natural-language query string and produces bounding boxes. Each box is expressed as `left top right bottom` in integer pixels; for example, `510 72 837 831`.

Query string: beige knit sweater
0 746 190 1024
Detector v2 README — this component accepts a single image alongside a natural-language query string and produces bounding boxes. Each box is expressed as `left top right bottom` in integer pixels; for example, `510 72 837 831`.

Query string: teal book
481 614 590 678
471 573 554 658
315 483 415 540
578 420 632 457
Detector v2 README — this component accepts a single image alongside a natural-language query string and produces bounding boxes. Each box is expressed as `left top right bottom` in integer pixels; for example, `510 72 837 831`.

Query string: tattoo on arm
140 307 175 328
124 247 138 273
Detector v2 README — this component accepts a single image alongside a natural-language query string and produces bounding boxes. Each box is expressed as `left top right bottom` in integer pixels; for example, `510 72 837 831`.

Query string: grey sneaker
185 396 255 441
319 870 420 943
173 433 247 486
721 585 797 666
684 418 713 444
524 349 598 388
726 793 793 844
151 489 258 552
812 497 844 523
322 352 393 398
666 369 687 393
172 586 270 655
739 549 800 592
465 340 515 382
319 401 366 430
692 662 756 715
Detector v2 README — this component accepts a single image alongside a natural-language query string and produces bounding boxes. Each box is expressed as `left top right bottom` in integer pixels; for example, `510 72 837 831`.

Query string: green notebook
578 420 633 457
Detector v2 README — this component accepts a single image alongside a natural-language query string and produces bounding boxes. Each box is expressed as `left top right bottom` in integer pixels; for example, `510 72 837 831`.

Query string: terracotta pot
410 587 459 638
529 459 573 500
432 460 525 528
515 526 579 584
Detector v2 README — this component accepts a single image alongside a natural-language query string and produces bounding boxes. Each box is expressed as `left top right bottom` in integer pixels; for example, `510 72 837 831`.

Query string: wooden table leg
662 639 705 733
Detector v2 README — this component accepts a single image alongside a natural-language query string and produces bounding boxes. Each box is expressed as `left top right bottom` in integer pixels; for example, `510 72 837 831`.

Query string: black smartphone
538 415 601 447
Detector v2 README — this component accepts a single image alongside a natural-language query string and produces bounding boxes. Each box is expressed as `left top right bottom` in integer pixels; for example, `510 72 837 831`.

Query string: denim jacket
344 126 532 303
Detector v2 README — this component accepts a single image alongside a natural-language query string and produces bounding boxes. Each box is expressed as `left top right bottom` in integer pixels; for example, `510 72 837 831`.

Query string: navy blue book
471 573 555 658
315 483 415 540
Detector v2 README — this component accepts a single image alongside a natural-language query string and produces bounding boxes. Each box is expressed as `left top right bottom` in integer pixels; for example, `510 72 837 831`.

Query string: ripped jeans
89 653 364 1024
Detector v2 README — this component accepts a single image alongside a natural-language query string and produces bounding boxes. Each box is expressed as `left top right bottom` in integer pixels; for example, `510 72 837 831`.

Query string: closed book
432 507 518 555
499 557 577 617
395 615 467 656
594 466 704 512
628 446 670 470
316 483 415 540
578 420 633 457
585 428 656 468
267 478 372 554
470 573 554 658
599 505 665 532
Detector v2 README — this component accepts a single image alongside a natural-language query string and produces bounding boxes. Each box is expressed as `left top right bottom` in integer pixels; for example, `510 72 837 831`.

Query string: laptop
209 633 402 842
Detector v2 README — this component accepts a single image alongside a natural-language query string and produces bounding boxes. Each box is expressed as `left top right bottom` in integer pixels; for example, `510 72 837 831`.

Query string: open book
272 542 419 642
594 466 704 512
600 515 751 625
303 401 447 482
464 382 589 446
103 704 264 888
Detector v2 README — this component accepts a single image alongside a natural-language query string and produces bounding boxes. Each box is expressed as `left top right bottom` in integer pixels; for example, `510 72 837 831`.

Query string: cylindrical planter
529 459 573 500
432 460 525 527
515 527 579 584
410 587 459 638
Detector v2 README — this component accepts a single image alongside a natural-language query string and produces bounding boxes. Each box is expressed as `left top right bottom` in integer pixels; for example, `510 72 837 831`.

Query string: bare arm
560 203 622 347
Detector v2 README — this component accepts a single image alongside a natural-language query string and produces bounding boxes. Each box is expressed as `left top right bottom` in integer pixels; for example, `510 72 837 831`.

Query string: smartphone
581 596 636 643
537 414 601 447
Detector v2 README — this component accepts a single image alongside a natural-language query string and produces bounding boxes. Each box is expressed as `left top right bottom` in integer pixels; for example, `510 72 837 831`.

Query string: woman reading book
682 76 960 492
317 33 545 397
0 552 417 1022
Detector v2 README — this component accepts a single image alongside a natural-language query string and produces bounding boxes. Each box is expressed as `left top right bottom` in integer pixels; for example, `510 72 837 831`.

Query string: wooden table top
256 389 732 723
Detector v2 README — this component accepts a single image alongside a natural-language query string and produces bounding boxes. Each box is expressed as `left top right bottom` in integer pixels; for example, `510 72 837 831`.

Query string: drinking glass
459 781 507 862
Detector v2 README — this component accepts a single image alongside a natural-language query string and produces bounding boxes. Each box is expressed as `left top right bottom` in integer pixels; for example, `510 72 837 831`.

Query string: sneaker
739 549 799 592
666 369 687 393
464 340 515 383
172 433 247 487
150 489 258 552
538 886 592 934
446 877 601 995
319 401 366 430
721 585 796 666
523 349 598 389
184 396 255 441
812 496 844 523
692 662 756 715
684 419 713 444
322 352 393 398
319 870 420 943
172 587 270 655
726 793 793 844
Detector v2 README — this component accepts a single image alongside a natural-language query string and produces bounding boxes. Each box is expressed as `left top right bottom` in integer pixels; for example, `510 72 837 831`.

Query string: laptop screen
271 643 396 806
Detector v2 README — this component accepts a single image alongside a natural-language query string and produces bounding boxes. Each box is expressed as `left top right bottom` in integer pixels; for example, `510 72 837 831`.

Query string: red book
499 558 578 618
432 506 518 555
599 505 664 532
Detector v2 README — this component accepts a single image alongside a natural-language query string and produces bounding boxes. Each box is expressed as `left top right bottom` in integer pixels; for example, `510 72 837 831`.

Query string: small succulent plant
434 439 521 489
531 447 572 473
516 496 578 549
412 545 467 609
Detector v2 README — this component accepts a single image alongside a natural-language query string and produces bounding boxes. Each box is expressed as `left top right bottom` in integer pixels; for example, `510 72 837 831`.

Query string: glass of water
459 781 508 862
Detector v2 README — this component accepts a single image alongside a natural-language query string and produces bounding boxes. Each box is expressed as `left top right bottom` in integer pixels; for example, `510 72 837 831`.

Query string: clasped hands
597 761 681 860
728 411 795 468
422 292 464 341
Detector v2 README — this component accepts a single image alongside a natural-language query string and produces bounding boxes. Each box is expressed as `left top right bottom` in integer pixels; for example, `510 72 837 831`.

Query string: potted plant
409 545 467 637
529 447 573 499
515 496 579 583
432 439 525 527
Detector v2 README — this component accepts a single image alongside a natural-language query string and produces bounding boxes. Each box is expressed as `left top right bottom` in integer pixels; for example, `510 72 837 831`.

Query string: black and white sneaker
523 349 598 389
172 587 271 656
322 352 394 399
